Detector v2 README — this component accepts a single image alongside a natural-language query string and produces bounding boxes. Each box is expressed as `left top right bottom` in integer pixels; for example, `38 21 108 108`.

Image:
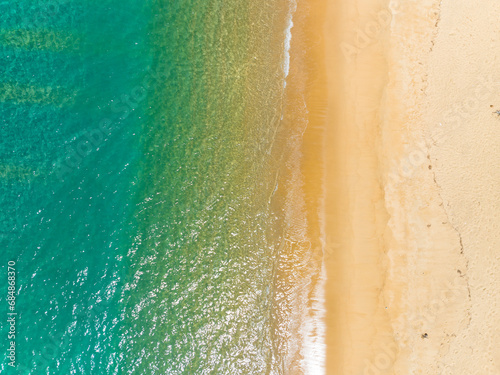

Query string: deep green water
0 0 308 374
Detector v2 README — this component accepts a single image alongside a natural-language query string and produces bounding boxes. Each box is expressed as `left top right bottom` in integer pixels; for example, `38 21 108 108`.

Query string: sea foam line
281 0 327 373
300 263 327 375
283 0 297 87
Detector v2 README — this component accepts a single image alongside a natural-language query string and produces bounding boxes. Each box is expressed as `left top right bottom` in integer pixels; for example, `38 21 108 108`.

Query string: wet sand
322 0 395 373
319 0 500 373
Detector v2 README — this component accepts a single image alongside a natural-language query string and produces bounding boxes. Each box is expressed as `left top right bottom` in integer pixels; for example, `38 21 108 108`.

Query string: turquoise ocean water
1 0 324 374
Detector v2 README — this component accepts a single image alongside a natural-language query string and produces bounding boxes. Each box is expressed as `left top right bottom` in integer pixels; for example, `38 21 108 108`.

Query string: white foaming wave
279 1 327 373
283 0 297 87
299 127 329 375
281 137 326 375
299 263 327 375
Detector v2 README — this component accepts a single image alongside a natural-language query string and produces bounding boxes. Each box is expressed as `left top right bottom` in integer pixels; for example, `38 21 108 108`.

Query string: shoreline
322 0 395 373
276 0 328 371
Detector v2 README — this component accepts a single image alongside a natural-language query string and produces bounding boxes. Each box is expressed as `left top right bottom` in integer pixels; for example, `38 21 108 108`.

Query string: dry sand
320 0 500 374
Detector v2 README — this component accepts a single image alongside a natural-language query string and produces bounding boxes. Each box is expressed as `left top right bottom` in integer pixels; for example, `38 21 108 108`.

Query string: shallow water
0 0 323 373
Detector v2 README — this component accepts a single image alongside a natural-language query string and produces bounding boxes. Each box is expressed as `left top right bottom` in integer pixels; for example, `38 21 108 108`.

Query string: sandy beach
319 0 500 373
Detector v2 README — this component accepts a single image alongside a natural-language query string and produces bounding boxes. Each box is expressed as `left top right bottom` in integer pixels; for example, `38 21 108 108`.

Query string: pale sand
321 0 500 374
